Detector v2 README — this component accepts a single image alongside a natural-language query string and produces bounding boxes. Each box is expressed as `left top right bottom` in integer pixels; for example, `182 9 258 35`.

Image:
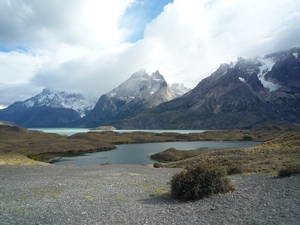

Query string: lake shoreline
1 124 299 173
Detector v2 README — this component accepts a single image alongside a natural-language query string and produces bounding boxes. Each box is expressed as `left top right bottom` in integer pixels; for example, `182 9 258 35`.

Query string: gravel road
0 164 299 225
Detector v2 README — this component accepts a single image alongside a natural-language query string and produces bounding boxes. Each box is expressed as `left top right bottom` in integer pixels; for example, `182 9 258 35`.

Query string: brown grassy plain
163 132 300 175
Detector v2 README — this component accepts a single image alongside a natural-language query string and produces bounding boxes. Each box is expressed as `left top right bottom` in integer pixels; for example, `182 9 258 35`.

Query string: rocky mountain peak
106 69 170 99
78 69 177 127
150 70 167 89
41 88 52 95
151 70 162 78
130 69 149 79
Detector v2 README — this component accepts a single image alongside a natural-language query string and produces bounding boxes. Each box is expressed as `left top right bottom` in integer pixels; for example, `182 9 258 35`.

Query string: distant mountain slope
113 47 300 129
0 89 96 127
74 70 176 127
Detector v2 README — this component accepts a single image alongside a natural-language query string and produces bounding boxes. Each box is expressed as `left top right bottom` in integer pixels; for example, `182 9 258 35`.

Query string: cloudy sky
1 0 300 108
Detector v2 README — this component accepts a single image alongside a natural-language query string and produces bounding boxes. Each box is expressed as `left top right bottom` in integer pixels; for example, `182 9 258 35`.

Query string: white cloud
0 0 135 49
0 50 42 84
129 0 300 86
1 0 300 108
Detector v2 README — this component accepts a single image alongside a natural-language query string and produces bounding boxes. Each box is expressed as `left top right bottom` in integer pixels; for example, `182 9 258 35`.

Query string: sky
1 0 300 108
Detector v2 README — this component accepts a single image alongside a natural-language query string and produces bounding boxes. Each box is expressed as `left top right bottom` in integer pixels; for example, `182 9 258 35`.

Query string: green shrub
277 164 300 178
170 164 233 201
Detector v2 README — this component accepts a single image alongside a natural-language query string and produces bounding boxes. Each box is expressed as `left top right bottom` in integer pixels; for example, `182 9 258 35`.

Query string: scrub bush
170 164 233 201
277 164 300 178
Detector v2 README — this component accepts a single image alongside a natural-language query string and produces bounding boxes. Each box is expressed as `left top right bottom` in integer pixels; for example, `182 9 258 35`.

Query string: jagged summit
107 70 169 99
75 69 176 127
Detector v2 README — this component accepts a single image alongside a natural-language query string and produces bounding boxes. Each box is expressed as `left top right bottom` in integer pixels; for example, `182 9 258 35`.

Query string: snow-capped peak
23 88 96 117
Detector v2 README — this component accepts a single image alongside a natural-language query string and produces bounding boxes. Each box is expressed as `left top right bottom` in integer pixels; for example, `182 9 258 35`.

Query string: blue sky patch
0 46 29 53
120 0 174 42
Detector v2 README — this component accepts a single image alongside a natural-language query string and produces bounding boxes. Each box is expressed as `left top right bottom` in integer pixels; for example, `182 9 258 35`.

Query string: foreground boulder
153 162 164 168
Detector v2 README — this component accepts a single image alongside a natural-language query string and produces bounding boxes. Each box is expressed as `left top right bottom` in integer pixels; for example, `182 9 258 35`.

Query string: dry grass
0 153 48 165
0 126 116 164
277 164 300 177
164 132 300 175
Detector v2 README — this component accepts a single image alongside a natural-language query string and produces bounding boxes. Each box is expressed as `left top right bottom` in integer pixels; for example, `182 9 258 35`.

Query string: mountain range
111 46 300 129
0 46 299 129
0 71 190 128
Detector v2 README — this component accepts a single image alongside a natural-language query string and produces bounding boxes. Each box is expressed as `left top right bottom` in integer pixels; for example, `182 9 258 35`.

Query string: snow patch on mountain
107 92 117 98
229 59 238 68
238 77 246 82
23 89 96 117
257 57 280 92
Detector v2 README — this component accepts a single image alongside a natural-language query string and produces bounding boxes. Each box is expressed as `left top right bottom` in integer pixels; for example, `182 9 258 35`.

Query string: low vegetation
150 147 207 162
170 164 233 201
277 164 300 178
164 132 300 175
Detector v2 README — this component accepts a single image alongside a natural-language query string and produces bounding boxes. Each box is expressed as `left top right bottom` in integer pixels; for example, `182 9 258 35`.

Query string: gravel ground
0 164 299 225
